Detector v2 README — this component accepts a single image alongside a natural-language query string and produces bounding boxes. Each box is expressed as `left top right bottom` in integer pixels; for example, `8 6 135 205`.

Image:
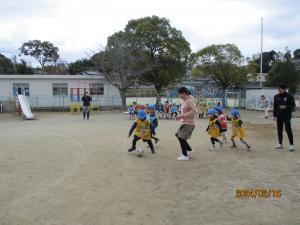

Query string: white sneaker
289 145 294 151
275 144 283 150
209 146 216 151
177 155 189 161
187 150 193 156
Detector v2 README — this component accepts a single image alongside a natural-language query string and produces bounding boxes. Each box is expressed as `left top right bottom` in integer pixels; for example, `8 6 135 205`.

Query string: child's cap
231 109 240 116
138 110 147 120
148 104 155 110
208 109 216 115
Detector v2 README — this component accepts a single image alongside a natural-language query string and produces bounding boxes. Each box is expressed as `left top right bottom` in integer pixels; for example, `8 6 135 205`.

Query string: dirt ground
0 110 299 225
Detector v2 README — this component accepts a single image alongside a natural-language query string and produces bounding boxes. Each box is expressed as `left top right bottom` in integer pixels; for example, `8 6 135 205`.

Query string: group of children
206 106 251 151
128 102 180 120
127 102 251 156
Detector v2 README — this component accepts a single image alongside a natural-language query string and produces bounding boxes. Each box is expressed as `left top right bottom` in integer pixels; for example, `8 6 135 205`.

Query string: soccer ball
136 147 144 157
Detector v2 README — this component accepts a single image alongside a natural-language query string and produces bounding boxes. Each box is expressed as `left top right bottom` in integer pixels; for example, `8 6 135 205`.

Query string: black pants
171 112 177 118
211 137 220 145
132 135 154 151
83 111 90 119
178 137 192 157
277 119 293 145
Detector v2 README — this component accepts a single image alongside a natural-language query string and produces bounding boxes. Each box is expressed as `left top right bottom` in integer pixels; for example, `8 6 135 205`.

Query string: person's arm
206 125 209 132
287 94 295 111
238 119 243 127
215 120 222 130
226 115 231 121
128 122 137 137
273 95 277 117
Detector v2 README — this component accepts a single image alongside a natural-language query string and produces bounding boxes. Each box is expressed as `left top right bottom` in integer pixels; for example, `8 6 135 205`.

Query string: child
206 109 223 151
133 103 138 118
215 106 227 142
170 103 178 119
164 101 171 119
148 104 159 143
198 103 205 119
227 109 251 150
128 105 134 120
158 104 164 119
128 110 156 154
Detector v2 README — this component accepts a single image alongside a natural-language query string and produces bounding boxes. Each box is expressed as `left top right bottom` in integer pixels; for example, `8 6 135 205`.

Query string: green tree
125 15 191 104
293 49 300 59
15 59 33 74
266 60 300 94
19 40 59 68
192 44 248 92
0 53 14 74
254 50 278 73
68 59 95 75
92 31 145 109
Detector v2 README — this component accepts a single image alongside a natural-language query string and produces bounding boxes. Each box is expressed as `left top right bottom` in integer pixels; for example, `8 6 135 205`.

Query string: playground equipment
17 95 35 119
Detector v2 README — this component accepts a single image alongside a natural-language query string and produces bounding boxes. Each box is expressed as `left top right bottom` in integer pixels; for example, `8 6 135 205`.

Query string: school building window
52 83 68 96
13 83 30 96
90 83 104 95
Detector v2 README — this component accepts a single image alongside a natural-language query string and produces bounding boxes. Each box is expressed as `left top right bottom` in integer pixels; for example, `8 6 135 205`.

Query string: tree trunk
119 89 127 110
154 85 162 106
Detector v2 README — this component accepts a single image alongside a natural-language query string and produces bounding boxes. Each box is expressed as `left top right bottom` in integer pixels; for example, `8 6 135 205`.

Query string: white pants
264 107 269 117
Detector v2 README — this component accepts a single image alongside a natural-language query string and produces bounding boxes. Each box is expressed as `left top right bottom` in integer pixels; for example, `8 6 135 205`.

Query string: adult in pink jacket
175 87 197 161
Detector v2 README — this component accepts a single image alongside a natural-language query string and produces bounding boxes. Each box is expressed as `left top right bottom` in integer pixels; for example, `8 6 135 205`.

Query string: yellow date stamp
235 189 281 199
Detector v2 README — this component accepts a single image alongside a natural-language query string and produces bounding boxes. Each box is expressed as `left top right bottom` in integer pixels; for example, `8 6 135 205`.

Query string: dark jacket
273 92 295 120
81 95 92 106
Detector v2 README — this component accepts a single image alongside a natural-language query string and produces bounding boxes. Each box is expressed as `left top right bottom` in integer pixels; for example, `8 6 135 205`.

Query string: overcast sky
0 0 299 65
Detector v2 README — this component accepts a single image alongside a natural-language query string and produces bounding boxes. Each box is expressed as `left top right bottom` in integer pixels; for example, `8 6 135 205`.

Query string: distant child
227 109 251 150
198 103 205 119
158 104 164 119
170 103 178 119
133 103 138 118
164 101 171 119
127 105 134 120
215 106 227 142
206 109 223 151
148 104 159 143
128 110 156 154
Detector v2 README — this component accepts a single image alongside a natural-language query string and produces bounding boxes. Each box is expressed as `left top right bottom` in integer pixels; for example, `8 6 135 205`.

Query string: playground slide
17 95 35 119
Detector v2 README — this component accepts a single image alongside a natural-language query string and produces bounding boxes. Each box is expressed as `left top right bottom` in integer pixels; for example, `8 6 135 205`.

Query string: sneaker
247 145 251 151
128 147 136 152
177 155 189 161
155 138 160 144
230 145 237 148
275 144 283 150
289 145 294 152
151 149 156 154
209 146 216 151
187 150 193 156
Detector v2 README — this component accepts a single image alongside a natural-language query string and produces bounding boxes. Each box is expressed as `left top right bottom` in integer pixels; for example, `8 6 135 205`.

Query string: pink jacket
179 95 197 125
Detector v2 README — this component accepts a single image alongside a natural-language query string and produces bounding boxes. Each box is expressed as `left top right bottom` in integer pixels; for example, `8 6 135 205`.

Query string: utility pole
260 17 263 88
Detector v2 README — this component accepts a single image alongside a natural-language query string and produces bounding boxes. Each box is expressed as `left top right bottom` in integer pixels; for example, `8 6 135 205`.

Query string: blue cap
138 110 147 119
148 104 155 110
215 106 222 113
231 109 239 116
208 109 216 115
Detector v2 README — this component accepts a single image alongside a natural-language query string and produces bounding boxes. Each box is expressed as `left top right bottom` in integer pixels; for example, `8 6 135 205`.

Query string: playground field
0 110 300 225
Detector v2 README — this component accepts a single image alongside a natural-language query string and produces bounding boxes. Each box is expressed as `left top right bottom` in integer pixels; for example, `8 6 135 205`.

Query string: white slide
17 95 35 119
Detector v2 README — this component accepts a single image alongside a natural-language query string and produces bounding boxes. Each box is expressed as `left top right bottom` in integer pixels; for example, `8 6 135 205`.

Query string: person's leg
264 108 269 119
87 110 90 119
146 140 155 154
284 119 293 145
128 135 140 152
240 138 251 150
178 137 188 157
276 119 284 145
231 136 237 147
221 131 227 142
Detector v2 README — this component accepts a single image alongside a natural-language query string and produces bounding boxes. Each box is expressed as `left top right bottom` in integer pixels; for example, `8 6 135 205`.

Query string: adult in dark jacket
273 84 295 151
81 92 92 120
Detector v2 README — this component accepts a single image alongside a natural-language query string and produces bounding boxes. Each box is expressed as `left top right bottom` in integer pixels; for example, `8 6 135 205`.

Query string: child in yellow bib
227 109 251 150
128 110 156 154
206 109 223 151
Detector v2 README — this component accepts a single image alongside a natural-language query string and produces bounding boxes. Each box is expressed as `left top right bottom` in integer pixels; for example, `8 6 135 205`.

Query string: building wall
0 75 122 108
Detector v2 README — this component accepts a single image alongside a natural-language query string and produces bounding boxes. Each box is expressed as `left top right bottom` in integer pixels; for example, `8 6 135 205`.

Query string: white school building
0 74 122 111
